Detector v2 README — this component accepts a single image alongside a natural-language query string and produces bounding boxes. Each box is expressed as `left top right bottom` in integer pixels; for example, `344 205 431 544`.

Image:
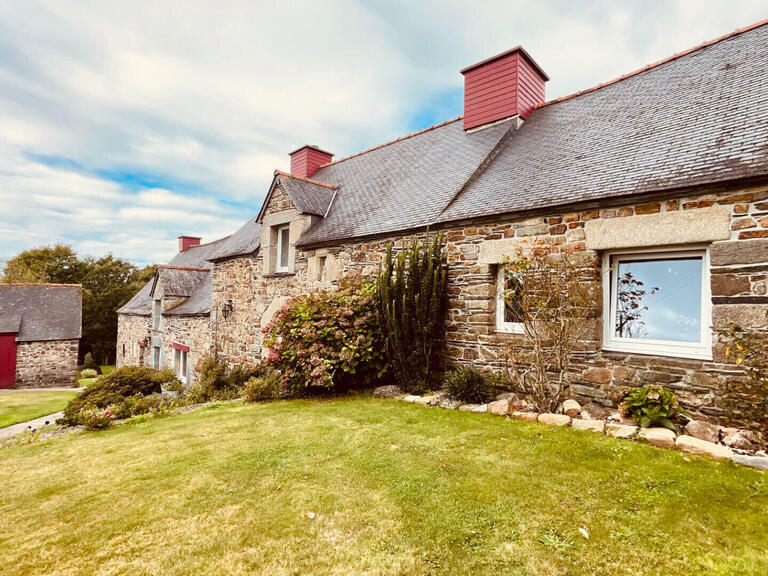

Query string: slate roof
295 20 768 246
207 217 261 262
276 172 337 217
117 238 228 316
0 284 82 342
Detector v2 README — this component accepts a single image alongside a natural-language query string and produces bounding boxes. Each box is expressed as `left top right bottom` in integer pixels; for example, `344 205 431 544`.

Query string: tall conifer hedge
376 232 447 393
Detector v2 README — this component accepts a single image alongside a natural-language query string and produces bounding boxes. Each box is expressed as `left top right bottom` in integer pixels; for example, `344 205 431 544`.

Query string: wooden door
0 333 17 388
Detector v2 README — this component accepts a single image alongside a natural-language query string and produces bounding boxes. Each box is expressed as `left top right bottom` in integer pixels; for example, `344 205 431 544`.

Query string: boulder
580 403 612 420
538 413 571 427
403 395 421 403
439 398 461 410
562 399 581 418
675 435 733 460
730 453 768 471
572 419 605 433
512 411 539 421
415 396 433 405
638 427 676 449
720 428 764 451
488 399 514 416
684 420 721 444
605 423 638 439
494 392 521 407
428 391 450 406
459 403 488 413
373 385 403 398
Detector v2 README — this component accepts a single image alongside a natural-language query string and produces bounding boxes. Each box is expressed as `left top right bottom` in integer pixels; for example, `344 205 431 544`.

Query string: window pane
614 256 702 342
502 270 524 324
279 228 290 269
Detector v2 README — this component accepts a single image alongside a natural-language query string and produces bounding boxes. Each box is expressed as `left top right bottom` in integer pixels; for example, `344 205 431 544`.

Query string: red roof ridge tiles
274 170 339 190
536 17 768 110
317 116 463 169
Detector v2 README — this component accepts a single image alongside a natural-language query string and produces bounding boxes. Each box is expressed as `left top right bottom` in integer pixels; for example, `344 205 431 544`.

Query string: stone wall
214 183 768 424
157 315 212 385
15 339 79 387
117 314 151 368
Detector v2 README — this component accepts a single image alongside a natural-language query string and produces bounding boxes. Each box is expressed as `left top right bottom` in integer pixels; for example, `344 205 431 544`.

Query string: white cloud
1 0 767 265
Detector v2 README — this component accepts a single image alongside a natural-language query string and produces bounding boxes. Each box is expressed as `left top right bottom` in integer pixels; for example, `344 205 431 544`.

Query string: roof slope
278 172 337 217
207 217 261 262
117 238 228 316
0 284 82 342
298 20 768 246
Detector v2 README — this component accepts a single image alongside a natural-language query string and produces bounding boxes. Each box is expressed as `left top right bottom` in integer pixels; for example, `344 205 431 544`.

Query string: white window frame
495 266 524 335
602 246 712 361
174 348 188 385
276 225 291 273
152 298 162 330
152 345 161 369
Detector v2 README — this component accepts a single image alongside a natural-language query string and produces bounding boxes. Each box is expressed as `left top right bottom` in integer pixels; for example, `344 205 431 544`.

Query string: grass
77 365 115 387
0 390 79 428
0 396 766 575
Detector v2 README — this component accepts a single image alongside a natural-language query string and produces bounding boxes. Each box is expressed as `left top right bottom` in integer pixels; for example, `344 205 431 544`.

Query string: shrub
81 353 101 374
376 232 447 393
620 385 683 430
244 370 284 403
80 406 115 431
191 356 264 401
264 276 387 395
111 393 178 420
444 366 496 404
79 368 98 379
62 366 179 426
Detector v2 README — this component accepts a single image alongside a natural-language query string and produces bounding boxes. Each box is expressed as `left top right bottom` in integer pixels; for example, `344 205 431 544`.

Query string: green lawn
0 397 766 575
0 390 79 428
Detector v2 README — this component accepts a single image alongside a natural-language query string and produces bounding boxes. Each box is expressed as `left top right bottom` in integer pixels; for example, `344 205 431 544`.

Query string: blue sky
1 1 767 266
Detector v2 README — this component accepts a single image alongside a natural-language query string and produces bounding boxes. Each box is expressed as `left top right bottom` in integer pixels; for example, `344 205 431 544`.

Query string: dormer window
276 225 291 273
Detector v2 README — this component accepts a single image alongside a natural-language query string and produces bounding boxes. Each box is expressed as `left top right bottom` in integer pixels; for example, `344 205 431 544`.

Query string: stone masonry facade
212 182 768 425
15 339 79 387
117 314 151 368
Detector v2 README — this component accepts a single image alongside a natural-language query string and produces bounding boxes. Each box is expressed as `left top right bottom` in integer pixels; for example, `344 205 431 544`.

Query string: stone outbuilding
118 21 768 423
0 284 82 388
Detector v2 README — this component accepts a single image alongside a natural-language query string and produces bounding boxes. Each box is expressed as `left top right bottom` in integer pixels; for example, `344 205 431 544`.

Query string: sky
1 1 767 266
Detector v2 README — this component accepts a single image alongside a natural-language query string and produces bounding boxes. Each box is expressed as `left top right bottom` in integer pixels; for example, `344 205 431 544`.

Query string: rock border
392 393 768 471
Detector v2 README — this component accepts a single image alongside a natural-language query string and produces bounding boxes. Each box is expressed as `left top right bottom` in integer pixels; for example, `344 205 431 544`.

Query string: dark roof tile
0 284 82 342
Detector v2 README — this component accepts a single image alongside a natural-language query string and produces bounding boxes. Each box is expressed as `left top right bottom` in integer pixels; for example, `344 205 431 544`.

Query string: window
276 225 291 272
174 348 188 385
603 248 711 360
152 345 161 369
317 255 327 281
496 266 524 334
152 299 162 330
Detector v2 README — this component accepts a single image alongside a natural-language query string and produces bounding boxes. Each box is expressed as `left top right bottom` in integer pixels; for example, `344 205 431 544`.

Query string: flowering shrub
620 385 683 430
263 276 387 394
80 406 115 431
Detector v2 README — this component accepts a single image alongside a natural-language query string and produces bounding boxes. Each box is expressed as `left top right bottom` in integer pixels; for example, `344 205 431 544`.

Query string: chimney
178 236 201 252
461 46 549 131
289 145 334 179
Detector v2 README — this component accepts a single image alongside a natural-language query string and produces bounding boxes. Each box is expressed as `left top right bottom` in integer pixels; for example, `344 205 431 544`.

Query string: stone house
0 284 82 388
117 21 768 422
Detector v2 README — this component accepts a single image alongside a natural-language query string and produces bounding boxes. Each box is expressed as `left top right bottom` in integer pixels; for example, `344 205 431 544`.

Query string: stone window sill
264 272 296 278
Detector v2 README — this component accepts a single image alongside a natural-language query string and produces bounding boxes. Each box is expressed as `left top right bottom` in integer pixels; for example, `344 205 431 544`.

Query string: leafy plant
244 370 284 403
264 275 387 394
79 406 115 431
502 242 601 412
620 385 682 430
61 366 179 426
79 368 98 379
376 232 447 393
715 320 768 429
81 353 101 374
444 366 495 404
191 356 263 401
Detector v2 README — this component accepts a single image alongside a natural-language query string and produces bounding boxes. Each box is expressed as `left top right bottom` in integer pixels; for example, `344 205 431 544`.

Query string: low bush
620 385 683 430
189 356 264 402
81 353 101 374
79 368 98 379
62 366 179 426
111 393 179 420
244 370 284 403
80 407 115 431
444 366 495 404
263 276 387 395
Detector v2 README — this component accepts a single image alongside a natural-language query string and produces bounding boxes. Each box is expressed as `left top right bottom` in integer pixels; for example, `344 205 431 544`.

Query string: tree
615 270 658 338
2 245 156 364
502 243 601 412
1 244 85 284
376 232 447 393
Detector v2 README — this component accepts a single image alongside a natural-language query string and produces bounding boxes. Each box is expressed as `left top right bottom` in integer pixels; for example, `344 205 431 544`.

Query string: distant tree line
2 244 156 365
